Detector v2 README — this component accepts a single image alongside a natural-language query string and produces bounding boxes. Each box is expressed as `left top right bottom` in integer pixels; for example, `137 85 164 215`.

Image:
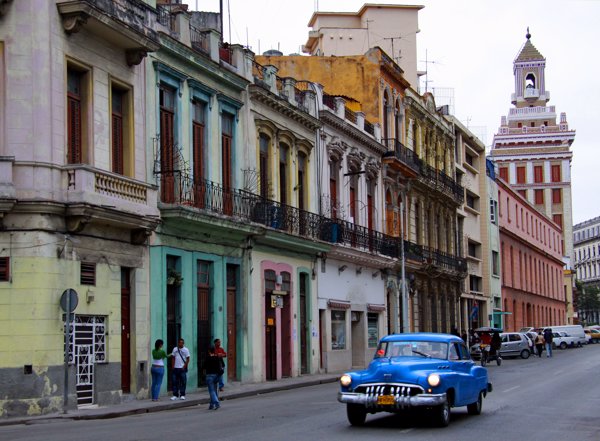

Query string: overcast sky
197 0 599 225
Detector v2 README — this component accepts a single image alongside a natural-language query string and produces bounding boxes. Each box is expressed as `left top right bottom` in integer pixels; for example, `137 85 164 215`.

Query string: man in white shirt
171 338 190 400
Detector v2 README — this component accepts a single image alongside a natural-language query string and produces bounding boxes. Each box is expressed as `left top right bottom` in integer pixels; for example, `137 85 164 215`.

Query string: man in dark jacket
543 328 553 358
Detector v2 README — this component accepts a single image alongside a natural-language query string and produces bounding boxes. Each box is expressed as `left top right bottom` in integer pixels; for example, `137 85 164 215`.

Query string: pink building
497 178 565 331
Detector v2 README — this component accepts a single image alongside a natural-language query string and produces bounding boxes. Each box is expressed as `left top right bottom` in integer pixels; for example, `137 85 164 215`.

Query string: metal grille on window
80 262 96 285
0 257 9 281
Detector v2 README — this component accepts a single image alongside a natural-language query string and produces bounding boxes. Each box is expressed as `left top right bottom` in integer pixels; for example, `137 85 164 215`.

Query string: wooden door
299 274 308 374
281 294 292 377
160 86 175 203
120 268 131 393
226 287 237 381
197 286 210 386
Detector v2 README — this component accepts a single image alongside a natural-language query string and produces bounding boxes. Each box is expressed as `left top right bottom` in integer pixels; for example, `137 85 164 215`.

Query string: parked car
551 331 579 349
471 332 531 359
585 328 600 343
338 333 492 427
543 325 586 346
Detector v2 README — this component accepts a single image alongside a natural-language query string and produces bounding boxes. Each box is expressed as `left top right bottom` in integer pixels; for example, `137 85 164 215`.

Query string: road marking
398 429 414 433
503 386 519 393
554 369 564 375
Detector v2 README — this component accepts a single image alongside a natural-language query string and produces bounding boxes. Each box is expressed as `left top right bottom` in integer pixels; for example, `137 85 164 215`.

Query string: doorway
120 268 131 393
196 260 211 387
299 273 308 375
351 311 365 368
226 264 238 381
264 270 277 380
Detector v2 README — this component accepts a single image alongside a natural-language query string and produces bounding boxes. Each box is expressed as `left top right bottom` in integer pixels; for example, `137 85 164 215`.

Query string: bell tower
512 28 549 108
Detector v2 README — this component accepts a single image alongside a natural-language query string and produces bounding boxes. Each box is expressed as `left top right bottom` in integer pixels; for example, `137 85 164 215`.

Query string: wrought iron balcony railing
417 161 464 204
158 172 466 273
382 138 422 173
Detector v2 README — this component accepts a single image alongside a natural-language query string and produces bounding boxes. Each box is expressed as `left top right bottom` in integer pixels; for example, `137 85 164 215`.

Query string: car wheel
435 398 451 427
467 392 483 415
520 349 530 359
560 342 567 350
346 404 367 426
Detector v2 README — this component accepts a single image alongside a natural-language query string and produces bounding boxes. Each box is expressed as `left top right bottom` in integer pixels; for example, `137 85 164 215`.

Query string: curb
0 376 339 427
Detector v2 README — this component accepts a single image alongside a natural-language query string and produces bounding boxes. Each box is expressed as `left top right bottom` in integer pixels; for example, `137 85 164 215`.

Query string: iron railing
418 162 464 203
382 139 422 173
345 107 358 124
158 172 466 273
189 25 209 55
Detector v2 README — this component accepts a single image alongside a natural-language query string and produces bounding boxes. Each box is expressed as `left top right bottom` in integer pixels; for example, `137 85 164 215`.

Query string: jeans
206 373 221 407
172 368 187 397
150 365 164 400
219 370 225 389
545 342 553 357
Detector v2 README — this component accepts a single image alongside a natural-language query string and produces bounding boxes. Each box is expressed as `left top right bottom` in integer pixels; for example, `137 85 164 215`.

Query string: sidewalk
0 372 341 427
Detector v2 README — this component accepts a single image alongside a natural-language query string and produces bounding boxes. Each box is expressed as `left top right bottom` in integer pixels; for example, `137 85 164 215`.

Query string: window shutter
0 257 9 282
193 122 204 180
80 262 96 286
112 113 124 175
68 96 82 164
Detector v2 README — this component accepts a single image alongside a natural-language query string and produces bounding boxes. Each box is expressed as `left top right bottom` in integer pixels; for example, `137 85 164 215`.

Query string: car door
508 333 522 355
454 342 478 405
499 334 511 356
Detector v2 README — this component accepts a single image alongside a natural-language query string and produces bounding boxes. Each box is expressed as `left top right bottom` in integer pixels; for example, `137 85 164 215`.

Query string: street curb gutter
0 376 339 427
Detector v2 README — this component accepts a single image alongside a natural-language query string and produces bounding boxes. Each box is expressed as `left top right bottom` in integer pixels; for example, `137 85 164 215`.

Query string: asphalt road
2 344 599 441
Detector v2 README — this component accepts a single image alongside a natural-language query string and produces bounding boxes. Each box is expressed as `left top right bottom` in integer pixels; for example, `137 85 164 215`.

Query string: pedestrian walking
543 328 554 358
451 326 460 337
461 330 468 344
151 339 170 401
535 332 545 358
206 345 224 410
171 338 190 401
214 338 227 392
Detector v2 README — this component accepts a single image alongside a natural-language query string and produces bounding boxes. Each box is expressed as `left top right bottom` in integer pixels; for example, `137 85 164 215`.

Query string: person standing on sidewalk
151 339 171 401
171 338 190 401
543 328 554 358
535 332 545 358
206 346 224 410
214 338 227 392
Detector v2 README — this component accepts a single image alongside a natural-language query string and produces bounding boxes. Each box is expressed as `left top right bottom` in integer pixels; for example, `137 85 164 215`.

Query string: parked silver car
471 332 531 359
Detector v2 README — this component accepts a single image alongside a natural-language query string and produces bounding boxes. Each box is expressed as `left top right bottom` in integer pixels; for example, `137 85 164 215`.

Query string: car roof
380 333 463 343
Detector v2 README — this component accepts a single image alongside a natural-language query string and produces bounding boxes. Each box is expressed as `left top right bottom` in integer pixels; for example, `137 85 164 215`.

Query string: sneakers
180 396 186 400
171 396 178 401
219 387 224 392
208 404 220 410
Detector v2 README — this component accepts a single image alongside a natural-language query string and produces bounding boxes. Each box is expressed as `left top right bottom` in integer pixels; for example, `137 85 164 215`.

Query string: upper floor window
192 100 206 182
329 160 339 219
516 166 526 184
0 257 9 282
534 165 543 183
499 167 508 182
259 134 270 198
552 188 562 204
551 164 561 183
159 84 176 203
111 83 132 177
279 143 289 205
221 112 234 189
298 151 308 211
67 66 90 164
534 189 544 205
349 176 357 223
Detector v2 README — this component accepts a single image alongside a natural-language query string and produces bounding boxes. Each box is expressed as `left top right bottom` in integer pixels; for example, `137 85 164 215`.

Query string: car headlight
427 373 441 387
340 374 352 387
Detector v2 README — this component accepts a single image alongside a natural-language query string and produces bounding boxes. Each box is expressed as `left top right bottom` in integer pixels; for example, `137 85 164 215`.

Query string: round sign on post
60 289 78 313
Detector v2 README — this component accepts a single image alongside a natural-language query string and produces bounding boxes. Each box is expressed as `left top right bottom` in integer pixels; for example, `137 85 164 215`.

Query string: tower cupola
512 28 549 107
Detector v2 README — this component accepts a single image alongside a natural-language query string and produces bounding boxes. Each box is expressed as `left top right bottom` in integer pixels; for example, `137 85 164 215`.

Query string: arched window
329 160 339 219
259 133 271 198
525 73 536 89
297 151 307 211
385 190 394 235
394 99 402 142
383 90 391 143
279 143 289 205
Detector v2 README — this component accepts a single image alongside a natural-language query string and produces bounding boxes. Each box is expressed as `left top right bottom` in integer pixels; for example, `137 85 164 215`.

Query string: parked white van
543 325 586 346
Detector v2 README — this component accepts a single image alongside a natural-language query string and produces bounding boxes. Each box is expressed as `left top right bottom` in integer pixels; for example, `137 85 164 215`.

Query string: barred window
80 262 96 286
0 257 9 281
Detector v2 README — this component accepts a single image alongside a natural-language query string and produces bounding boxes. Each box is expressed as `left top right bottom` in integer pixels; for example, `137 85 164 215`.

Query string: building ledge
57 0 160 65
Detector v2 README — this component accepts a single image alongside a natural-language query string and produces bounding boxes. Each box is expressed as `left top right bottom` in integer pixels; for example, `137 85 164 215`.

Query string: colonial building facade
0 0 160 415
497 178 566 331
573 216 600 325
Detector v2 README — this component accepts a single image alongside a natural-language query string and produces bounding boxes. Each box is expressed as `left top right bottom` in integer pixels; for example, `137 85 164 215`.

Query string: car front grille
354 383 424 408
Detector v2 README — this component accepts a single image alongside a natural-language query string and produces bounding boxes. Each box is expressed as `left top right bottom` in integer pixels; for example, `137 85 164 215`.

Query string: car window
501 335 509 342
459 343 471 360
449 344 460 360
508 334 520 342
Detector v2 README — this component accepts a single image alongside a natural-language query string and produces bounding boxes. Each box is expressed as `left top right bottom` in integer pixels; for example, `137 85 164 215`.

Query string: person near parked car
535 332 545 358
491 331 502 358
543 328 554 358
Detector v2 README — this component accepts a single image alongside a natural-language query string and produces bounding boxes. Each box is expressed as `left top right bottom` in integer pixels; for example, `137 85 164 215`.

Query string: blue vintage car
338 333 492 427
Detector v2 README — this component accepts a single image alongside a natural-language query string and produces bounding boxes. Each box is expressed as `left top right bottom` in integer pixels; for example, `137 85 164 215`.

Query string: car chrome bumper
338 391 447 408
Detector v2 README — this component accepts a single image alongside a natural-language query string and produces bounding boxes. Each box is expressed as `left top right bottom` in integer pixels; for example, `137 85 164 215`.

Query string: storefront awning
328 299 351 310
367 303 386 312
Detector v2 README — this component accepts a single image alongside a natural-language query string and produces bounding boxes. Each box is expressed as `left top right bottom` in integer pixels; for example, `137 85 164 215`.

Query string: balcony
157 172 467 276
417 161 464 204
56 0 160 65
63 165 159 240
382 139 421 177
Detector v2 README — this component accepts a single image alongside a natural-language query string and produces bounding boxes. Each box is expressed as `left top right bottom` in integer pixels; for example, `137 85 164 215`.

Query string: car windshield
377 341 449 360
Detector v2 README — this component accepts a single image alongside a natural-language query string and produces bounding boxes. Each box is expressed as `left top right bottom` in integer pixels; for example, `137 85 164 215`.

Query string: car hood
350 357 449 384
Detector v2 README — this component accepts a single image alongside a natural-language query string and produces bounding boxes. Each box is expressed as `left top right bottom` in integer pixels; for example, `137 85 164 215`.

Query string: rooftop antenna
384 36 403 64
419 49 441 94
366 19 374 48
227 0 231 43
